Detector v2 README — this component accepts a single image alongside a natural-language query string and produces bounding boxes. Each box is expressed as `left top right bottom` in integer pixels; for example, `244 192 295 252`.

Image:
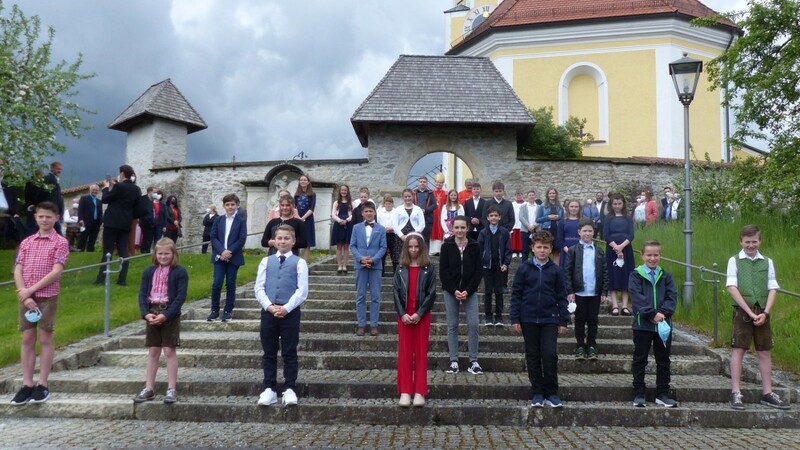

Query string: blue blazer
349 222 387 271
210 213 247 266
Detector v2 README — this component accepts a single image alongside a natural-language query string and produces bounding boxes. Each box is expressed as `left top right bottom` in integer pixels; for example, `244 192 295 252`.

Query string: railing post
104 252 112 337
711 262 719 343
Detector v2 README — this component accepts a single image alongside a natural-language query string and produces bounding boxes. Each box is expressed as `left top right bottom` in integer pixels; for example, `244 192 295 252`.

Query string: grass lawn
628 215 800 373
0 248 330 367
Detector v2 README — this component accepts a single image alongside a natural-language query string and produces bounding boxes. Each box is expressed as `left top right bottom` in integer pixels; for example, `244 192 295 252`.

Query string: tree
520 106 592 159
0 3 94 185
699 0 800 210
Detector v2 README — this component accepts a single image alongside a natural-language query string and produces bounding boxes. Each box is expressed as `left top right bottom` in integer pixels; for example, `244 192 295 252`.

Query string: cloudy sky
10 0 746 187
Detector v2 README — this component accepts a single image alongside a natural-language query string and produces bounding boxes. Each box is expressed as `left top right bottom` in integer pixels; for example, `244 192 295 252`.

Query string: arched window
558 63 609 143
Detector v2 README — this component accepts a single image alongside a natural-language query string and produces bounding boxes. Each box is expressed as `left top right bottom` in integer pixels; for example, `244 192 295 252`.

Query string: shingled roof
351 55 535 147
449 0 739 53
108 79 208 134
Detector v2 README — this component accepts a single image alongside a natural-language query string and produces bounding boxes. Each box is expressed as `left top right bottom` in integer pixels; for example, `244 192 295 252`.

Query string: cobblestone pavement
1 418 798 449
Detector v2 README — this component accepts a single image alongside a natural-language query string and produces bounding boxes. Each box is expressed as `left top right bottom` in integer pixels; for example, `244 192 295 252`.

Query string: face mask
567 302 577 314
205 208 210 214
72 203 79 209
156 194 162 201
613 258 625 268
585 199 592 205
151 193 158 199
130 176 136 183
658 321 671 344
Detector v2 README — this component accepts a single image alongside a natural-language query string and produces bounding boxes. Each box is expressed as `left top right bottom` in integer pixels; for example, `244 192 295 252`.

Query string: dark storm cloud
10 0 448 187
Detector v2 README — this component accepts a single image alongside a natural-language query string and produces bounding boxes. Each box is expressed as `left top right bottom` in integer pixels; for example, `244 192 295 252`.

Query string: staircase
1 256 798 428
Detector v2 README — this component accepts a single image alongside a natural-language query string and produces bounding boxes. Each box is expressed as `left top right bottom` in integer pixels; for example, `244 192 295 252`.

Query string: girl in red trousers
392 233 437 407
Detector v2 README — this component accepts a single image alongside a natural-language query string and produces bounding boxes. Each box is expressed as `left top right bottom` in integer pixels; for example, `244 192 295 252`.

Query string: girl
133 238 188 404
557 199 583 268
294 175 316 260
269 189 301 220
163 195 182 243
262 195 307 256
331 184 354 274
438 189 464 241
393 233 437 407
393 189 425 267
377 194 399 276
510 190 525 258
603 193 635 316
644 191 659 225
535 188 565 264
201 205 217 254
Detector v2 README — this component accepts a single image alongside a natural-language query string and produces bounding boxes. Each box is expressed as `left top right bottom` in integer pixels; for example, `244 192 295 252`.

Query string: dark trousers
260 307 301 391
382 233 398 275
632 329 672 397
140 224 155 254
483 267 504 321
77 222 100 252
96 226 131 284
574 295 601 348
211 261 240 313
521 323 560 396
201 234 211 254
521 230 532 261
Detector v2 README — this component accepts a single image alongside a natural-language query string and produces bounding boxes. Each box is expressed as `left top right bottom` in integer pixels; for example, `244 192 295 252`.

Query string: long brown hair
399 234 431 267
294 174 315 196
445 189 460 210
336 184 353 212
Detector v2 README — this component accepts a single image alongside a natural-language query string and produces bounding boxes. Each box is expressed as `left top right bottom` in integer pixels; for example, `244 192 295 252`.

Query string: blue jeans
355 268 382 328
211 261 240 313
444 291 479 362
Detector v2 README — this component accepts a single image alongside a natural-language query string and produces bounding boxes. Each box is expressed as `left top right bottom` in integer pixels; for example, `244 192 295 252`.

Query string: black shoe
221 311 233 322
633 395 646 408
116 280 127 287
94 279 104 286
29 384 50 404
206 311 219 322
9 385 34 405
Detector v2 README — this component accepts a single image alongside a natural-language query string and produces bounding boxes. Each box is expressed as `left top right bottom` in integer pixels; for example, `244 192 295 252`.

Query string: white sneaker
282 388 298 406
257 388 277 406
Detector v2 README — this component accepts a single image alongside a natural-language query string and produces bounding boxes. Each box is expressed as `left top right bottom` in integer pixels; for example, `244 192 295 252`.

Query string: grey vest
265 254 299 305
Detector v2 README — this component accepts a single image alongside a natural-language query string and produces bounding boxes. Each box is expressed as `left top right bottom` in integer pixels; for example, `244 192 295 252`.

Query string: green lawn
630 216 800 373
0 249 329 367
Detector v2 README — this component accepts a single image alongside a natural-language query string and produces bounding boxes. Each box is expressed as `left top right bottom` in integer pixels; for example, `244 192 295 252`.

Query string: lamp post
669 53 703 308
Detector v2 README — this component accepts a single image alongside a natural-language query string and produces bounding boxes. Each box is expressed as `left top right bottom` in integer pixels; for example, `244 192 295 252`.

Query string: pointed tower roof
108 79 208 134
449 0 739 53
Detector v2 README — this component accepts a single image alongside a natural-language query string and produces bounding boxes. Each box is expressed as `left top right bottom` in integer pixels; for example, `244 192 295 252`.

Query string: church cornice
147 158 370 174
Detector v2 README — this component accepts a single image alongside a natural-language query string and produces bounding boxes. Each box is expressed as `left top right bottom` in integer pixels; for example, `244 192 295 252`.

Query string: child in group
377 194 399 277
510 190 525 258
477 205 511 326
536 188 565 265
294 174 316 261
133 238 188 404
208 194 247 323
255 225 309 406
439 189 464 241
261 195 307 256
351 187 372 225
629 240 678 408
564 218 608 360
350 201 387 336
510 230 569 408
331 184 354 274
726 225 790 410
393 233 437 407
557 199 583 268
10 201 69 405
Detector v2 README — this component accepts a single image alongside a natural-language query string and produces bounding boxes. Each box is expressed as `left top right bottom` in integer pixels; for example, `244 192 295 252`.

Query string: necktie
584 245 592 250
279 255 286 264
649 270 656 284
93 198 98 220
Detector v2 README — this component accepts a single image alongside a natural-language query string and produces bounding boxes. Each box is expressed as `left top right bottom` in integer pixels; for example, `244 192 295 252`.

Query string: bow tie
366 222 375 228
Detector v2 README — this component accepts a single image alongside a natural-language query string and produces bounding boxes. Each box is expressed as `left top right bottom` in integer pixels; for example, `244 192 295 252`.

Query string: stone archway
408 152 476 193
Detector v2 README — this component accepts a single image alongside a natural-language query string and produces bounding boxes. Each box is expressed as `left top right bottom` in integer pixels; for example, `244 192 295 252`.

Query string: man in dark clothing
94 165 141 286
77 184 103 252
138 186 158 253
24 170 50 237
43 162 64 235
413 176 437 246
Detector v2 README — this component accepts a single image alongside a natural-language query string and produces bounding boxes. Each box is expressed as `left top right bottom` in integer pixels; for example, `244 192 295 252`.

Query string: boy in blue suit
349 201 387 336
208 193 247 323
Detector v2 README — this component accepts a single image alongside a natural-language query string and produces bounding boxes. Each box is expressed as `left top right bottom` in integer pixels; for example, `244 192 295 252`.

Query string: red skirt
431 204 445 240
510 229 523 252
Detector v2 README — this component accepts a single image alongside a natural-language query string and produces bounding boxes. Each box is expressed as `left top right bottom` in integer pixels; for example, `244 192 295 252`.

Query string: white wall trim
558 62 609 142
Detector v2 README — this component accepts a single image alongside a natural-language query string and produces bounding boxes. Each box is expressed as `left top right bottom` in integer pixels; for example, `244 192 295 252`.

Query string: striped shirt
15 231 69 298
148 265 171 304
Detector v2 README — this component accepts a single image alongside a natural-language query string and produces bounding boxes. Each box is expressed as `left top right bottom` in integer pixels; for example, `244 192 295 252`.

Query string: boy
349 201 387 336
511 231 569 407
629 240 678 408
477 205 511 326
351 187 372 225
208 194 247 323
255 225 308 406
11 201 69 405
463 182 487 241
488 180 515 231
727 225 789 410
564 218 609 360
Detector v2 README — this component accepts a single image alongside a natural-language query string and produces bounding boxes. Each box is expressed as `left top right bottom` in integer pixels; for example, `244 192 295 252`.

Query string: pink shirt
148 265 171 304
15 231 69 298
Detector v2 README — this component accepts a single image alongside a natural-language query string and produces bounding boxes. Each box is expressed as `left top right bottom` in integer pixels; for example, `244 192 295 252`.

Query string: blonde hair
399 233 431 267
152 238 179 267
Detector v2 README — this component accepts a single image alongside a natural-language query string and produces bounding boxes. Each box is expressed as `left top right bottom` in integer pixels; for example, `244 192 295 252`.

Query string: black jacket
486 198 515 231
102 180 142 231
43 172 63 216
510 258 569 326
137 265 189 321
77 194 103 227
439 236 483 296
564 243 609 297
393 263 437 318
462 197 487 234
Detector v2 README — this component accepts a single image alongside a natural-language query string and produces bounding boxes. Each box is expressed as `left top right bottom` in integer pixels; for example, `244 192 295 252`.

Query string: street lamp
669 52 703 307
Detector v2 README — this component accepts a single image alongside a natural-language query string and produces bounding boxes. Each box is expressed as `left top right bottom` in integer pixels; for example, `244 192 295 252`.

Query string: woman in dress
557 199 583 268
438 189 464 241
393 189 425 267
331 184 354 274
535 187 565 264
393 233 437 407
603 193 635 316
377 194 399 277
294 175 316 260
163 195 182 243
262 195 307 256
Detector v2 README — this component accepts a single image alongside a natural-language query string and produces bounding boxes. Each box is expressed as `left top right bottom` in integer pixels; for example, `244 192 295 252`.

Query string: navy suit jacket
77 194 103 227
210 213 248 266
349 222 387 271
463 197 487 233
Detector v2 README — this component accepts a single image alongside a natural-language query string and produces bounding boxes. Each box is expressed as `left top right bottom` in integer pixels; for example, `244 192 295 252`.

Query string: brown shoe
357 327 365 336
370 327 379 336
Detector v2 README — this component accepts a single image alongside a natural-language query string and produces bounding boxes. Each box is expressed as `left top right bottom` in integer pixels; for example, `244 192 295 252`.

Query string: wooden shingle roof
108 79 207 134
450 0 739 53
351 55 535 147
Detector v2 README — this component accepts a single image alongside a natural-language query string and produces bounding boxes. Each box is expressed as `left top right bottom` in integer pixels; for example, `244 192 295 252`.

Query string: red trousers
396 314 431 396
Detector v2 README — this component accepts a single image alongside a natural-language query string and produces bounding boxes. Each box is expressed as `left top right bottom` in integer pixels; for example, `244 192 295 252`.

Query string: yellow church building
443 0 741 163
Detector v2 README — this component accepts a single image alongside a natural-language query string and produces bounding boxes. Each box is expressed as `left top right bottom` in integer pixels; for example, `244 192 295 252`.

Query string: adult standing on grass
726 225 790 410
163 195 182 243
43 161 64 235
10 201 69 405
94 165 141 287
